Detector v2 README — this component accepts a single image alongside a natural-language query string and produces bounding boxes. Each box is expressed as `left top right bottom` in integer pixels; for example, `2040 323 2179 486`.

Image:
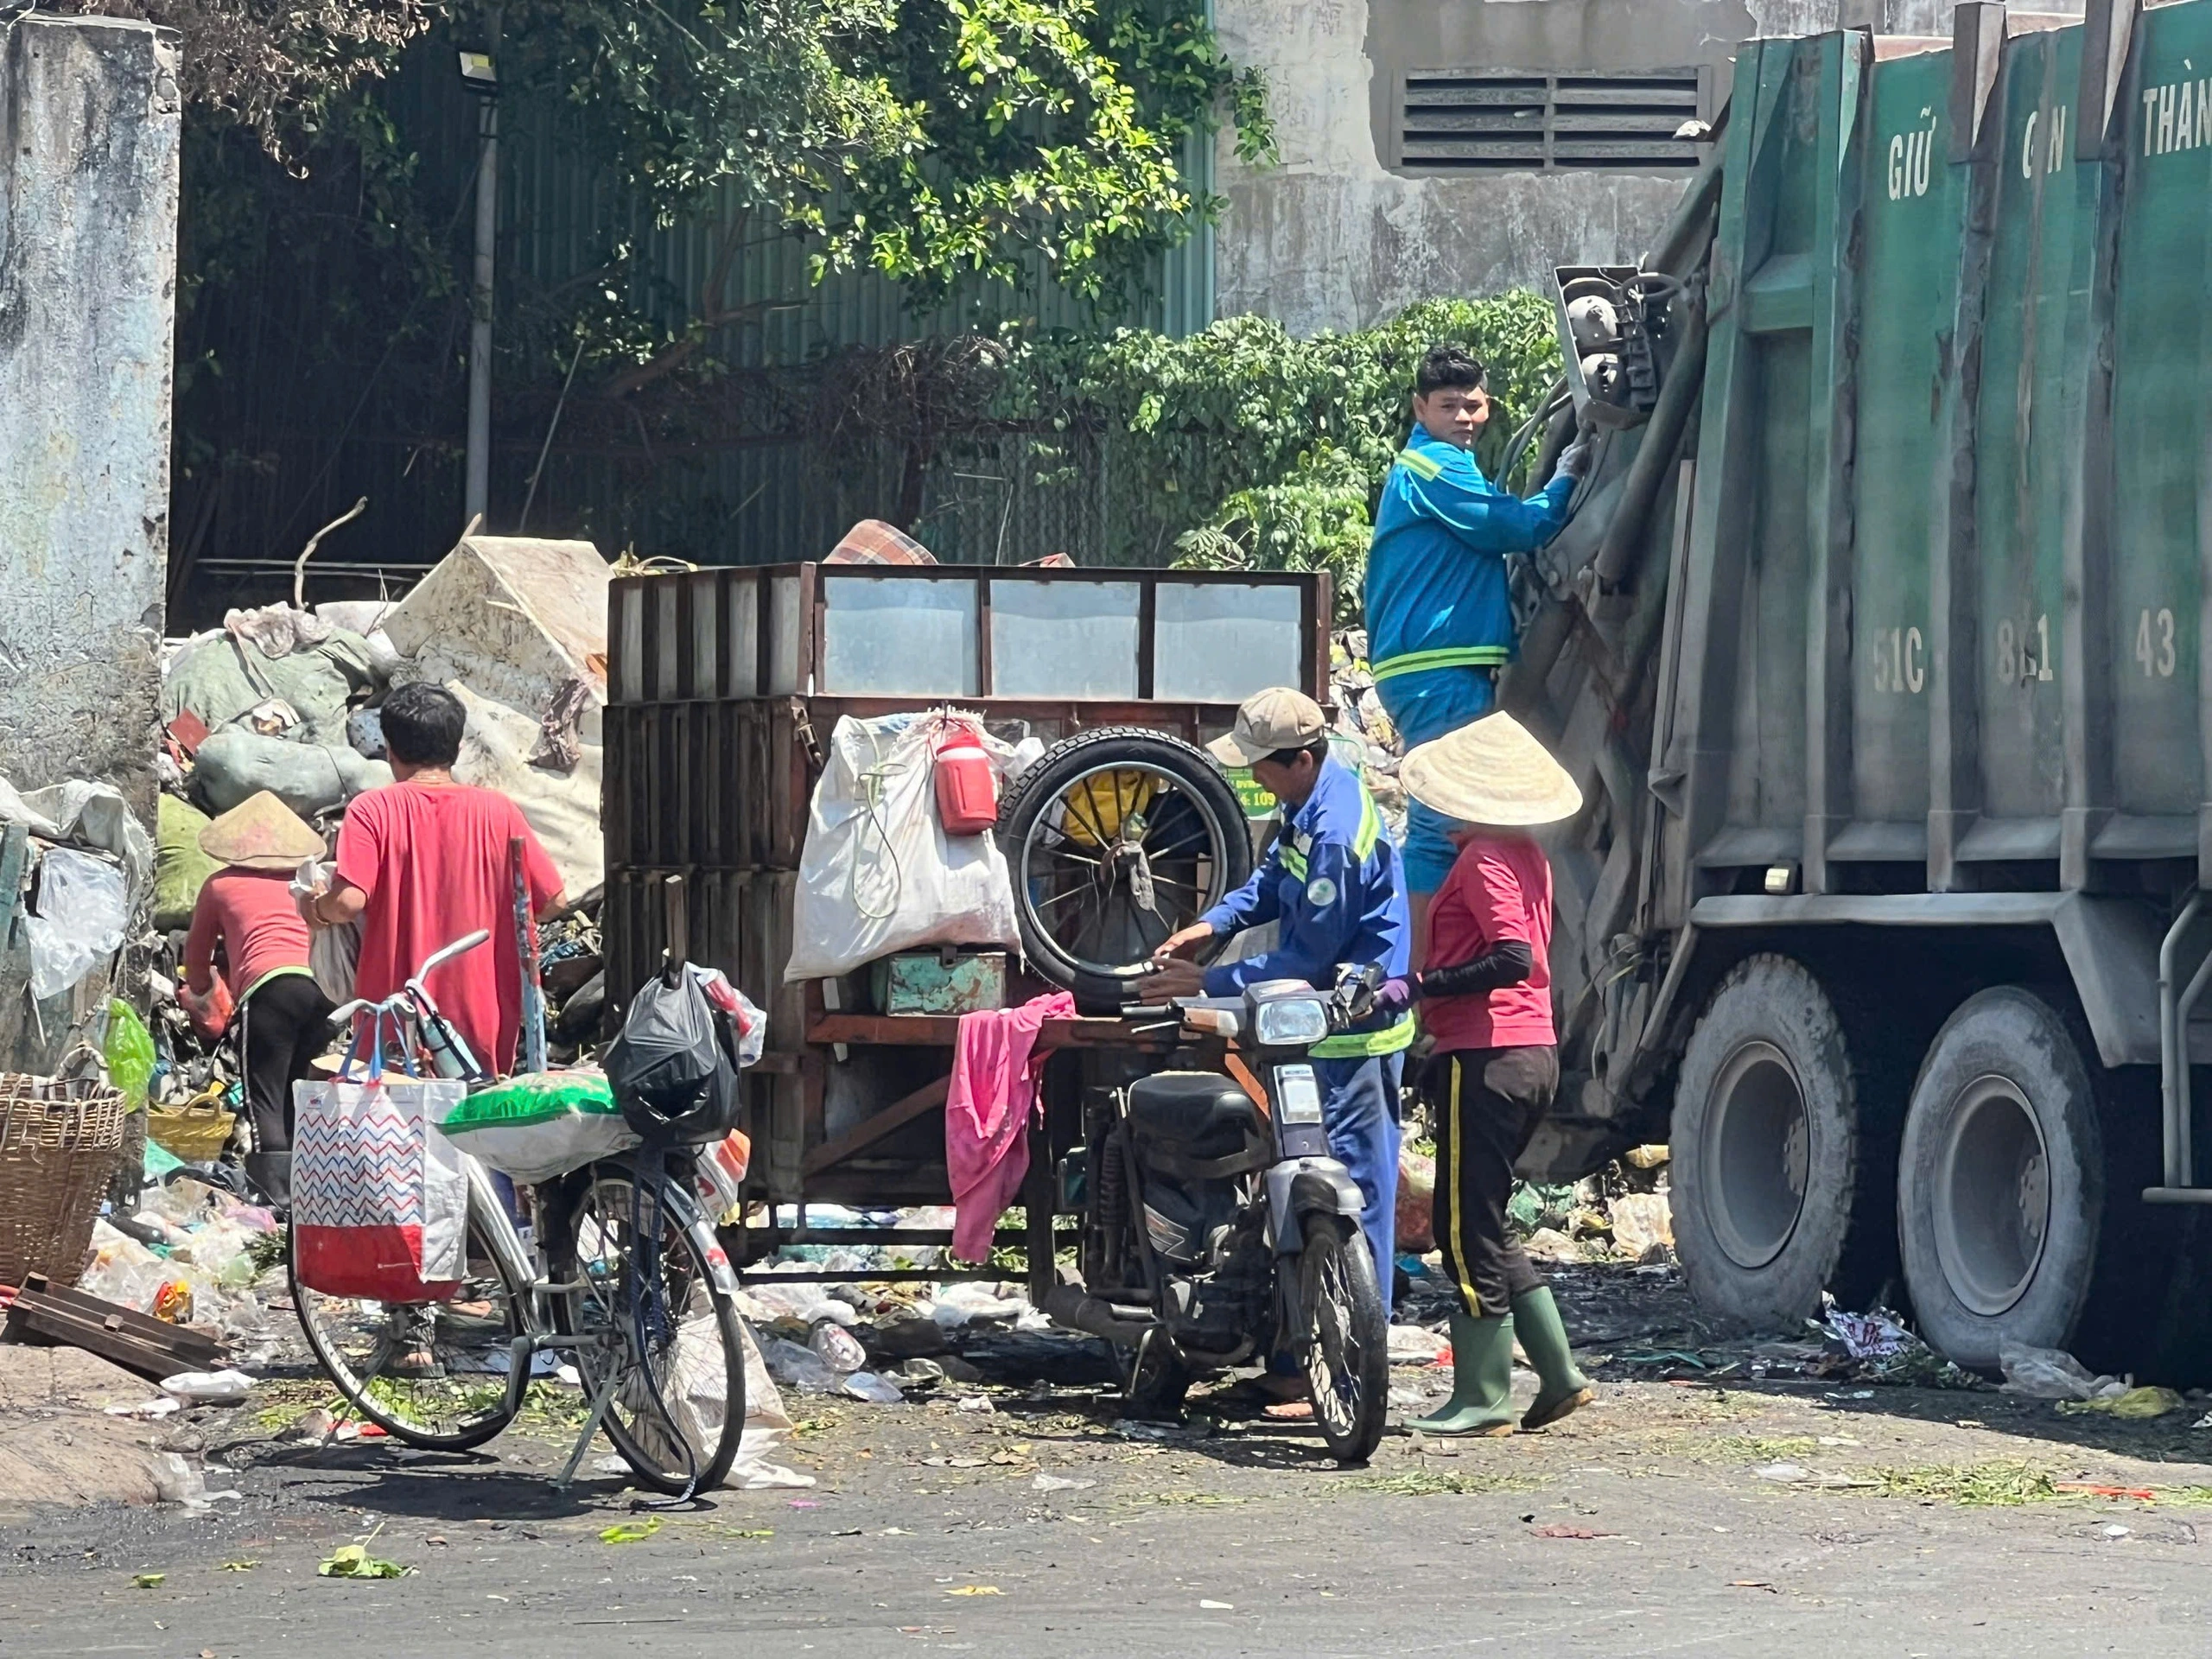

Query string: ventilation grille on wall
1399 70 1704 174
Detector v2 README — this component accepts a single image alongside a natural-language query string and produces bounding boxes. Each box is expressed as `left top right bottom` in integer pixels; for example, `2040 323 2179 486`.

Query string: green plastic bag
105 1000 156 1111
155 795 221 931
436 1068 633 1183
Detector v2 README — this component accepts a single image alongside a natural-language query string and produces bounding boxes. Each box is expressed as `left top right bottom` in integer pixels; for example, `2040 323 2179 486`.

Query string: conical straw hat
198 791 325 870
1400 712 1582 828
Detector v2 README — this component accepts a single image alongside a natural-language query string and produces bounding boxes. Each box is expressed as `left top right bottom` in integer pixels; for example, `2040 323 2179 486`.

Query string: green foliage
998 292 1565 604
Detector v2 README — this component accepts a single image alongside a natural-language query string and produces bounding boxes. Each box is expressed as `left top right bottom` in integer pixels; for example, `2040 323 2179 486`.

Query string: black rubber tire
1670 954 1906 1333
1123 1335 1192 1422
1297 1216 1388 1465
550 1163 748 1495
995 726 1251 988
289 1204 527 1452
1896 987 2103 1370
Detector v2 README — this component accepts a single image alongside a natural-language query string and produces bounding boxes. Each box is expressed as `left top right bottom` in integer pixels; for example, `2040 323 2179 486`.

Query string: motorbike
1041 967 1391 1464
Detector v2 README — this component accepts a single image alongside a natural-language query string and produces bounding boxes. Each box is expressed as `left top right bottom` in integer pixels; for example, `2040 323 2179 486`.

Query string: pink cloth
945 991 1075 1262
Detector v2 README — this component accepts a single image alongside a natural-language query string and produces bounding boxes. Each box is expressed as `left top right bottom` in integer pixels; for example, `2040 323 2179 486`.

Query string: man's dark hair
1414 344 1488 397
380 682 467 768
1266 736 1332 769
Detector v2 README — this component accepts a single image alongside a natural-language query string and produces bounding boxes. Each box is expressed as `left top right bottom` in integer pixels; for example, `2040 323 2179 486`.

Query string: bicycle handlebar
327 931 493 1027
414 929 491 981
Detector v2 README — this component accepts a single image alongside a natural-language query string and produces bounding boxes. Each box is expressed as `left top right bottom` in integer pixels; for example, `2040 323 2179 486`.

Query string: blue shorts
1376 665 1497 894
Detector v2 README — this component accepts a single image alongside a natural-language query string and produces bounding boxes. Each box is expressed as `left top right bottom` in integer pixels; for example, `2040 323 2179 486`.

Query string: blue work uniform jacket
1197 755 1413 1059
1363 423 1574 694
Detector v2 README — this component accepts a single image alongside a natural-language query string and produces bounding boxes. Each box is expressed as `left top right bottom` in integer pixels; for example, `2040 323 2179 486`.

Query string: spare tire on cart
995 727 1252 989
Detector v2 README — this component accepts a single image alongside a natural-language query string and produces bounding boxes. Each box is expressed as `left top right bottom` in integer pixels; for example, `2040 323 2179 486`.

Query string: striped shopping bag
292 1073 469 1300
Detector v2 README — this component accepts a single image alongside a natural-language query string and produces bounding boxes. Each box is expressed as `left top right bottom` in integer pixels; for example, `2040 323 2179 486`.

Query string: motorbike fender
1264 1157 1364 1255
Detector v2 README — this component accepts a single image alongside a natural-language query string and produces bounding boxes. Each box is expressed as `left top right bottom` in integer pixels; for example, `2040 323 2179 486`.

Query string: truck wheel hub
1935 1076 2049 1317
1704 1039 1809 1271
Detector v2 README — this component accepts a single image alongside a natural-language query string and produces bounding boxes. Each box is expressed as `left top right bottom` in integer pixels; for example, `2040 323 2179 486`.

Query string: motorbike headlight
1251 995 1329 1048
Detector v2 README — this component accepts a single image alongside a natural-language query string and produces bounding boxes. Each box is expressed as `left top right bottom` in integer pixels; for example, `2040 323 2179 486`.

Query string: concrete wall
0 16 180 801
1212 0 2081 335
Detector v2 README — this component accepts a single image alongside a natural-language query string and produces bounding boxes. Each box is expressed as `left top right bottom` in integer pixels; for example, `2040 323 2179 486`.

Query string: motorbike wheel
1296 1217 1388 1464
995 727 1252 988
1122 1332 1192 1423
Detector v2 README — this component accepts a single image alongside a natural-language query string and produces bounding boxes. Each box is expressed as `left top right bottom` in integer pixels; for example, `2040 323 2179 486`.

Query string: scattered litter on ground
598 1518 663 1544
1341 1471 1541 1497
1606 1192 1672 1260
317 1545 410 1579
1033 1473 1095 1492
1811 1301 1983 1390
2059 1386 2185 1421
132 1573 165 1589
1999 1342 2127 1402
1198 1599 1235 1609
1531 1524 1618 1539
1387 1324 1450 1364
945 1585 1003 1596
159 1368 255 1405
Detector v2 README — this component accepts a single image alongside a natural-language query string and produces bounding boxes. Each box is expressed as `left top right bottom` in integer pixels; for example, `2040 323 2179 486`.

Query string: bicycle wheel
995 727 1252 986
551 1160 747 1495
290 1200 527 1451
1296 1216 1388 1464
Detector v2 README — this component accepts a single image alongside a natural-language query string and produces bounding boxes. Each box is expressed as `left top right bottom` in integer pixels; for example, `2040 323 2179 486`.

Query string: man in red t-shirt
1376 711 1592 1438
303 682 564 1077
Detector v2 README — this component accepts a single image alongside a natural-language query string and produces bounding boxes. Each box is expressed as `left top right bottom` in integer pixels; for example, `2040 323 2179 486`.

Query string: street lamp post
461 20 501 533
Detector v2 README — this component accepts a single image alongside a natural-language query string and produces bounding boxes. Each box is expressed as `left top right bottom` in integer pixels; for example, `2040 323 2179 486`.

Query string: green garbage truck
1527 0 2212 1370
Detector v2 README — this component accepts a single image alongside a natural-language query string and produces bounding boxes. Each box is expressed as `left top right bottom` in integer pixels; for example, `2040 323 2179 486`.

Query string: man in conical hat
184 790 334 1209
1376 711 1594 1436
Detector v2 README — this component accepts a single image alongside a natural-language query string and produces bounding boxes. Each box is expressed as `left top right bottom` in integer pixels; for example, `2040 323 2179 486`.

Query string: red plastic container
932 721 999 834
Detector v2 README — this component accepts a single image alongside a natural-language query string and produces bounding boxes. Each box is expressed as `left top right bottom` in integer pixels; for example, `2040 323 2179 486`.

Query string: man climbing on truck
1148 688 1412 1319
1364 344 1591 960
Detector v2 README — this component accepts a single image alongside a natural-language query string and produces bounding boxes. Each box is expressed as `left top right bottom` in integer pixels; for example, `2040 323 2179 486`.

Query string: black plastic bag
605 970 741 1143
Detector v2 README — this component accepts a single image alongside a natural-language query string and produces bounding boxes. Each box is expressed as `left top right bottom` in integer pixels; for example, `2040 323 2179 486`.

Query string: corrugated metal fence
176 48 1213 620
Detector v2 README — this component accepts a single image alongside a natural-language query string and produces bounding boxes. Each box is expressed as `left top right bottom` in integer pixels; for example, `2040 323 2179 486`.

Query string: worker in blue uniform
1149 687 1412 1315
1365 343 1591 956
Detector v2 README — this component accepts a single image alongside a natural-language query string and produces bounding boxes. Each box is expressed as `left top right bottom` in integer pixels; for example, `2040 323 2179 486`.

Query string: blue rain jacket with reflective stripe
1363 424 1574 686
1197 757 1411 1056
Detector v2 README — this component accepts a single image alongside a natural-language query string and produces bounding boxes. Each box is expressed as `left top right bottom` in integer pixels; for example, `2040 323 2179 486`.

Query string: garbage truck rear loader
1529 0 2212 1371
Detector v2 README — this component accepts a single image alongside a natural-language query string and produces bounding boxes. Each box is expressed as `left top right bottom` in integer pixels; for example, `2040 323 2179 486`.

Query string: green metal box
868 950 1009 1016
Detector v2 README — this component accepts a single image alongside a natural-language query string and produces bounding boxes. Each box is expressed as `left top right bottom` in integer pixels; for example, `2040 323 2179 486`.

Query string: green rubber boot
1407 1311 1517 1437
1512 1287 1593 1430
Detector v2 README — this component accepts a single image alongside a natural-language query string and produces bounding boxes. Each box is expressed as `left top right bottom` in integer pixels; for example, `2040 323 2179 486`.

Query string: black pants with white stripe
1425 1046 1560 1318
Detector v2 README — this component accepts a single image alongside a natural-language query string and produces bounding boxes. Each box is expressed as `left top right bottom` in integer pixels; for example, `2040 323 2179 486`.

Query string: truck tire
1670 955 1902 1331
995 727 1251 988
1896 987 2102 1370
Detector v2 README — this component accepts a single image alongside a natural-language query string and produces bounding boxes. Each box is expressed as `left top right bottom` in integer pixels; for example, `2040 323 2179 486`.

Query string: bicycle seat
1126 1071 1261 1154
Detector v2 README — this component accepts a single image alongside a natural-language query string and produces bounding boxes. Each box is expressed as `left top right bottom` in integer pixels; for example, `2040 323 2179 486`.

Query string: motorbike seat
1126 1071 1262 1154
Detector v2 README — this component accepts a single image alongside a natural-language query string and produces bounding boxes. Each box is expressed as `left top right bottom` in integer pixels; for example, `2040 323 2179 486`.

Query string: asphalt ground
10 1262 2212 1657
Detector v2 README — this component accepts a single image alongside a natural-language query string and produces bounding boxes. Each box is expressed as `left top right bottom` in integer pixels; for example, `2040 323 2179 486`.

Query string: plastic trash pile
735 1255 1052 1410
1808 1299 1982 1390
79 1172 284 1352
0 776 156 1012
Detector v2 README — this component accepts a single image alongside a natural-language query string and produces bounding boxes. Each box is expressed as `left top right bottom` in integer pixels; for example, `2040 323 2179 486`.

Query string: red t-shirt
334 780 563 1077
185 868 313 1003
1421 830 1554 1052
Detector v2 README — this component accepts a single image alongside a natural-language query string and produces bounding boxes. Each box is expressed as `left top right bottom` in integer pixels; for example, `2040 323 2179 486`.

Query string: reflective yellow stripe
1394 448 1444 481
1280 841 1308 880
1370 645 1511 683
1311 1013 1416 1058
1353 785 1382 861
1447 1057 1482 1316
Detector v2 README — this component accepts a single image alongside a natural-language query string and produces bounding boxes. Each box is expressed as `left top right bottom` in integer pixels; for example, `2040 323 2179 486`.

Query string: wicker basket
0 1074 125 1290
147 1092 237 1163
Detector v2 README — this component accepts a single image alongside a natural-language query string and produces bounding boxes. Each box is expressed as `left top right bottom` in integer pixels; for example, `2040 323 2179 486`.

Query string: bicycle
287 905 748 1497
